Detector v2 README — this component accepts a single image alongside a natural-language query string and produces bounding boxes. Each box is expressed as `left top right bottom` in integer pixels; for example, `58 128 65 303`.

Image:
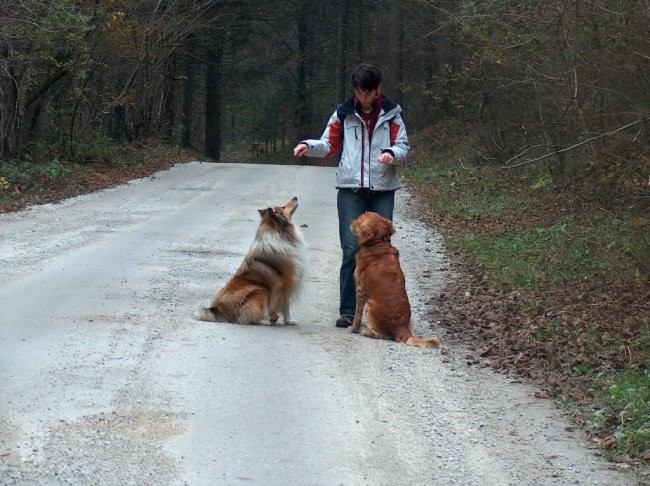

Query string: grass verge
403 123 649 465
0 139 199 212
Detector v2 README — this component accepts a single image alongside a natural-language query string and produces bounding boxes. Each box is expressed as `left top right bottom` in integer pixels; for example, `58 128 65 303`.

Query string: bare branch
502 144 547 166
504 119 645 169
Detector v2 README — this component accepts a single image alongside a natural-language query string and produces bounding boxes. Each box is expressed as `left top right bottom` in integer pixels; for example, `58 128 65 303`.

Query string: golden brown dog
348 211 440 348
193 196 306 325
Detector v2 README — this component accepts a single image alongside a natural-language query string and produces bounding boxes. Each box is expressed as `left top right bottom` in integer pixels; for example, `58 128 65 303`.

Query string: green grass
0 138 147 188
405 158 648 288
1 158 69 182
403 164 519 217
448 223 611 289
589 368 650 460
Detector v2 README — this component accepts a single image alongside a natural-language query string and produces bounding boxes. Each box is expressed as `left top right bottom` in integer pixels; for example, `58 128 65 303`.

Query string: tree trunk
294 0 315 141
0 66 20 160
204 39 223 161
17 68 69 159
159 54 177 143
108 104 129 143
352 1 364 64
181 34 196 150
388 1 404 105
21 99 49 163
335 0 349 103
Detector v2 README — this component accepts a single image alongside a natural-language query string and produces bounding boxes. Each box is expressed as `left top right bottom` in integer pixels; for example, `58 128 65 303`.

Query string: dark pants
337 188 396 317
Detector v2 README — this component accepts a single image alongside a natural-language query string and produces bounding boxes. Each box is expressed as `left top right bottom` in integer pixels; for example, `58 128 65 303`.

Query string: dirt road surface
0 162 642 485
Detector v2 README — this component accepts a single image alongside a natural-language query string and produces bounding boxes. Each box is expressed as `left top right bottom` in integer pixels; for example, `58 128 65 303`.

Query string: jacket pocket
344 119 360 141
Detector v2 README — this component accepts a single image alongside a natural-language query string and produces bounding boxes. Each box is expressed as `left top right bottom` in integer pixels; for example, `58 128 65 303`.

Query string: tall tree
335 0 349 103
388 1 405 105
181 33 197 149
204 33 223 160
294 0 316 140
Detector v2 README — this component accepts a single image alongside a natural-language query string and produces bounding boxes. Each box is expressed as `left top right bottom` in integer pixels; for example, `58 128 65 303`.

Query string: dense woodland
1 1 648 180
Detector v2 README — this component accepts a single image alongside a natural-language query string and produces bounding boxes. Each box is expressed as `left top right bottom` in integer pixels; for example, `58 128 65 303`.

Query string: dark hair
351 64 382 91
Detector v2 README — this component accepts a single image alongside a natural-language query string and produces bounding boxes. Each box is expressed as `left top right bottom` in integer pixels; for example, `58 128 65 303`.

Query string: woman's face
354 87 379 112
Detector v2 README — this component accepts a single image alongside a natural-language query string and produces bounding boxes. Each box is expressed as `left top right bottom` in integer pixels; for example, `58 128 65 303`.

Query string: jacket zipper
360 122 366 188
356 111 387 189
364 117 376 189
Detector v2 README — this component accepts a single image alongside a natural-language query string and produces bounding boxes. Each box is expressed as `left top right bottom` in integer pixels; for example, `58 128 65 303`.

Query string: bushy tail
193 307 225 322
405 335 441 348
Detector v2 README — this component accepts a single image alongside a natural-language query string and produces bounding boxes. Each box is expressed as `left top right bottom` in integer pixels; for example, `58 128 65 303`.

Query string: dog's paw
361 328 378 338
193 307 218 322
284 319 298 326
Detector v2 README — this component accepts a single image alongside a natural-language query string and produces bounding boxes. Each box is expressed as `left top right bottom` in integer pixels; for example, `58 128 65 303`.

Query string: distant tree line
1 1 647 193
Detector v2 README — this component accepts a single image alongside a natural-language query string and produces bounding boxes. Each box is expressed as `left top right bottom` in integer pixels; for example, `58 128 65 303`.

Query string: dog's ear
378 214 396 236
356 218 374 244
258 207 273 217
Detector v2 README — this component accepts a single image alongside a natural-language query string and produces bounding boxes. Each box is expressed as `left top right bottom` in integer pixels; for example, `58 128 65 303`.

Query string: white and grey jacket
299 95 410 191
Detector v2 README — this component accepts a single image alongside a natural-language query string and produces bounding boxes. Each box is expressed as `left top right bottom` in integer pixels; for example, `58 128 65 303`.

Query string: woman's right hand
293 143 308 157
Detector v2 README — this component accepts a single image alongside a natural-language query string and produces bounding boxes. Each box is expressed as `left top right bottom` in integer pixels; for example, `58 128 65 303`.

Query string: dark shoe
335 315 353 328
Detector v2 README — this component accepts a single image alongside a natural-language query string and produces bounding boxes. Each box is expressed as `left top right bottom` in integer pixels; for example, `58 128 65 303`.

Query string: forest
1 0 648 466
1 0 646 168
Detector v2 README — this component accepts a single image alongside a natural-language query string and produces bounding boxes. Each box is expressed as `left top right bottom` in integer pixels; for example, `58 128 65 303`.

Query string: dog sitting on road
193 196 307 325
348 211 440 348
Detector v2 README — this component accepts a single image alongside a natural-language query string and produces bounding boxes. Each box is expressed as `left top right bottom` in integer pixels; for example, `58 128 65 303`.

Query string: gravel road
0 162 643 485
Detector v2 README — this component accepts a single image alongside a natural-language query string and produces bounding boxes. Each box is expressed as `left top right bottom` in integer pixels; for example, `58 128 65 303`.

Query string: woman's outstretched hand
293 143 308 157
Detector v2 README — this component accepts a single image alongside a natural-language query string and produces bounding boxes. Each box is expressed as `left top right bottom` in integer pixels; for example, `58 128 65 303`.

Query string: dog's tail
405 335 441 348
193 307 226 322
395 328 440 348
